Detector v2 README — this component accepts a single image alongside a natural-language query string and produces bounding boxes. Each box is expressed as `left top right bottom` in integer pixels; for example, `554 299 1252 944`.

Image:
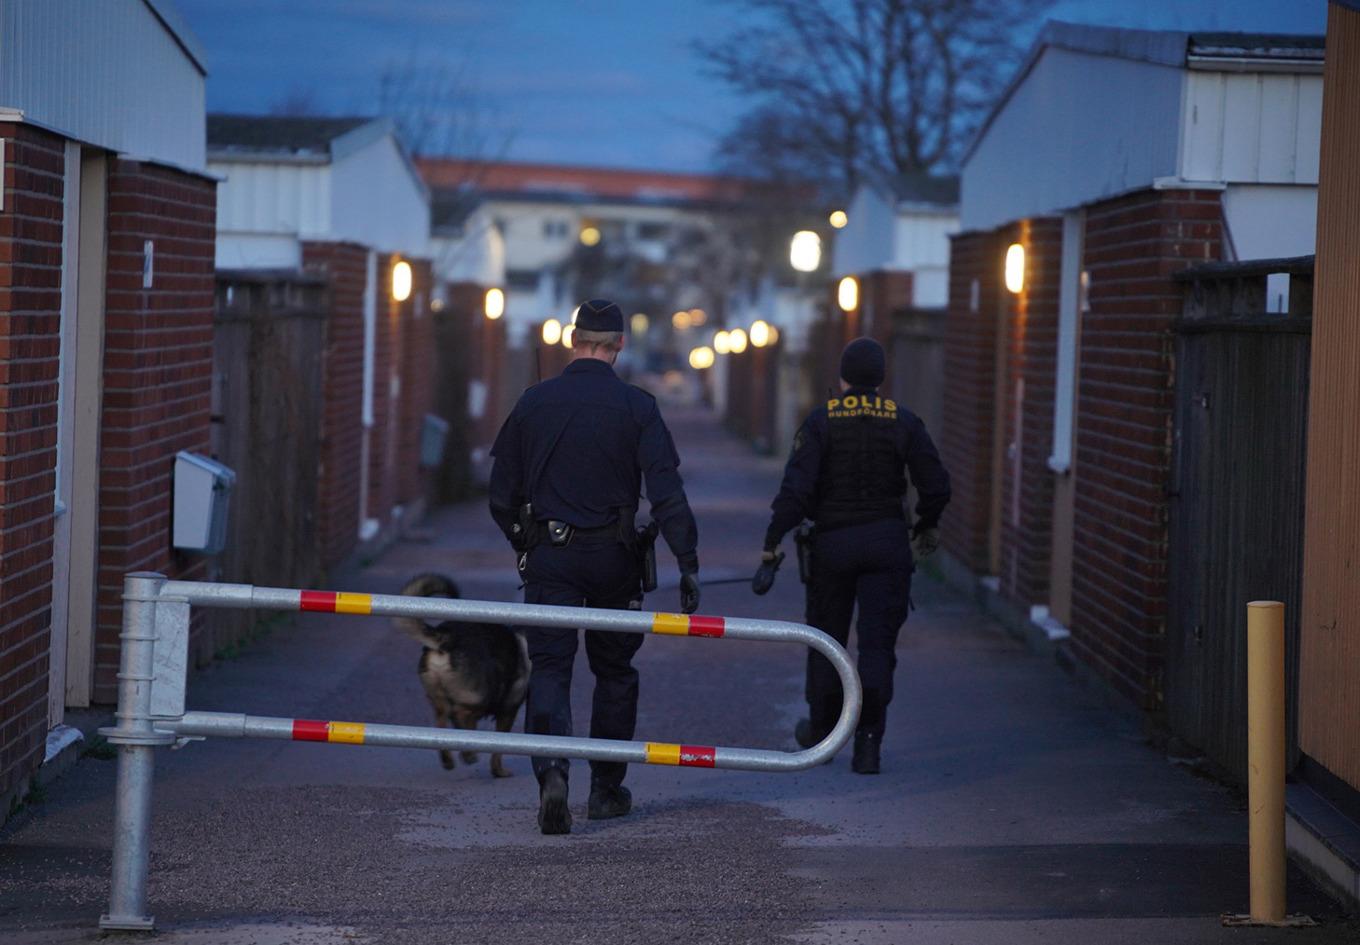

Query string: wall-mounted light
631 313 649 335
688 346 715 370
714 330 731 354
542 318 563 345
828 209 848 229
561 323 575 348
392 260 413 302
1004 243 1025 294
579 225 601 247
837 275 859 312
750 320 772 348
689 308 707 326
484 287 505 320
672 310 693 331
728 327 748 354
789 230 822 272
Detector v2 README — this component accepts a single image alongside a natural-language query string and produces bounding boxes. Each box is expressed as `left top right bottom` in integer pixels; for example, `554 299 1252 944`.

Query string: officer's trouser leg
805 553 856 738
584 629 644 788
524 624 578 784
853 540 912 737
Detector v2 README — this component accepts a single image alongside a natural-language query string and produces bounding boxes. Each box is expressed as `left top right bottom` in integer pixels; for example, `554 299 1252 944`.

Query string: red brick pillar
0 125 65 798
940 229 1003 572
998 217 1063 608
95 159 216 702
1070 187 1222 708
303 240 367 569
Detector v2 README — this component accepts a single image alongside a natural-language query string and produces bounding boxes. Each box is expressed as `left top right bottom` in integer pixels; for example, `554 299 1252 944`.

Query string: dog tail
392 573 462 649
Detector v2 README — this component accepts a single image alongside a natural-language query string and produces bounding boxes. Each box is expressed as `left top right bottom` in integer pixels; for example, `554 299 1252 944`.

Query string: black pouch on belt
794 522 815 584
636 521 659 593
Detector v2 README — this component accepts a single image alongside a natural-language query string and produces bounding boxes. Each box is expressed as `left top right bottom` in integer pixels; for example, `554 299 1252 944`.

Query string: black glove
752 550 784 596
911 527 940 560
680 572 701 615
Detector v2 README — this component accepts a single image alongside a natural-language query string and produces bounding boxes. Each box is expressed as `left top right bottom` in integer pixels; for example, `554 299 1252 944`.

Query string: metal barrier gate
99 572 861 931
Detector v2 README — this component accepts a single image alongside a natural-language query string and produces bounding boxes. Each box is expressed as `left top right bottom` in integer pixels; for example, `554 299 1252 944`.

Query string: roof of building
963 20 1325 165
418 158 754 206
889 172 960 207
143 0 209 75
207 115 379 161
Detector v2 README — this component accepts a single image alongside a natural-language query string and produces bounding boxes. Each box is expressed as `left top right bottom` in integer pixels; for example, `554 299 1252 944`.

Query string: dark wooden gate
1167 259 1313 782
207 271 328 659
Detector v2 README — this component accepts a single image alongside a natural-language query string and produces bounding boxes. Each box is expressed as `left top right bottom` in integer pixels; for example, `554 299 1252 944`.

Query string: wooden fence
1166 257 1314 781
208 270 328 659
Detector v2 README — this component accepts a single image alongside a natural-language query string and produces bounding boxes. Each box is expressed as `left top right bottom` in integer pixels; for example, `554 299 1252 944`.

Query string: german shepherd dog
392 574 529 778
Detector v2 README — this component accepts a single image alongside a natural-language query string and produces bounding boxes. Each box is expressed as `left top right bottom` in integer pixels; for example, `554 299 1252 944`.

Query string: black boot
537 767 572 835
851 731 881 774
588 783 632 820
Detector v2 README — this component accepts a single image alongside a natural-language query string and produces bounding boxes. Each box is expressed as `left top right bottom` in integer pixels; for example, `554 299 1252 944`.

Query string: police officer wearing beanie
756 337 949 773
489 298 701 834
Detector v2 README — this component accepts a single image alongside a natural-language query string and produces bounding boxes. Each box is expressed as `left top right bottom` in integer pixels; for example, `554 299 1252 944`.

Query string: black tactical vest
815 393 906 529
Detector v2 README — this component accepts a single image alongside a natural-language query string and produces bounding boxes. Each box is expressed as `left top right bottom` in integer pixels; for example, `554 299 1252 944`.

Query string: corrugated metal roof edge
142 0 209 76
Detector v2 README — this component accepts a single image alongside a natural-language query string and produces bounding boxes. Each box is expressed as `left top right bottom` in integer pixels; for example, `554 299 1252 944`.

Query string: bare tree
699 0 1052 197
376 54 500 160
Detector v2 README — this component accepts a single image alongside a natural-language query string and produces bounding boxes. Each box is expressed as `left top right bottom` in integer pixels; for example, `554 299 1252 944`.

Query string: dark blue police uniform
489 299 699 832
762 337 949 772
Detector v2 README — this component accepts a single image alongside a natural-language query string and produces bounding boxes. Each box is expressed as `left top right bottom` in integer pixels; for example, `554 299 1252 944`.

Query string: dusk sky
175 0 1329 173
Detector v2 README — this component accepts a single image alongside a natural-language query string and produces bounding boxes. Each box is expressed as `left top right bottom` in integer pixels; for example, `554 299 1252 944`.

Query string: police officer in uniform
756 337 949 774
489 298 701 834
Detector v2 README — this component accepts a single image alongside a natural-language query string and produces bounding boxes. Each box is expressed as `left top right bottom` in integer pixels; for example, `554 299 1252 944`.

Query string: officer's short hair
573 329 623 349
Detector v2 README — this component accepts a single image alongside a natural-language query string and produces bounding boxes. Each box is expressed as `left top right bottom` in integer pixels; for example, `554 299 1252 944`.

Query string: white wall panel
210 161 330 237
962 47 1183 230
0 0 205 170
1179 72 1322 184
330 135 430 257
215 235 301 270
893 214 958 270
1221 185 1317 260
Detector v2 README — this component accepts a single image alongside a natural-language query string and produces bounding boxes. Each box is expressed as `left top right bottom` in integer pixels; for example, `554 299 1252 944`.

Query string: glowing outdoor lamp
688 346 715 370
728 327 748 354
391 260 413 301
484 287 505 320
837 275 859 312
631 313 649 335
713 330 731 355
672 310 693 331
789 230 822 272
750 320 772 348
579 225 601 247
1005 243 1026 294
828 209 848 229
561 323 575 348
541 318 563 345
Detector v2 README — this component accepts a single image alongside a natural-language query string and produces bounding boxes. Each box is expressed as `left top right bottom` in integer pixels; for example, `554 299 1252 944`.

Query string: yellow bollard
1247 600 1286 924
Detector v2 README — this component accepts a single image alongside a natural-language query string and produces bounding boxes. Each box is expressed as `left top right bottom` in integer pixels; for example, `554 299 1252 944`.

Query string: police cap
840 336 885 388
575 298 625 333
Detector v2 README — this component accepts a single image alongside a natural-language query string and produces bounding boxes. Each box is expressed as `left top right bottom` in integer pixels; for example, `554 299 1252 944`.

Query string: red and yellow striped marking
291 719 367 744
650 613 725 638
645 741 716 767
299 591 373 615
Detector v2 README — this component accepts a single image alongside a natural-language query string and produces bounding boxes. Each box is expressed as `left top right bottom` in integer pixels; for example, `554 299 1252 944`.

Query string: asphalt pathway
1 407 1356 943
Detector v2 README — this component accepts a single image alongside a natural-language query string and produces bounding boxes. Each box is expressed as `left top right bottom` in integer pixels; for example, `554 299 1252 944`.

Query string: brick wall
397 259 434 506
999 218 1063 607
302 241 367 569
0 125 64 802
1070 187 1222 708
940 229 1002 571
94 159 216 703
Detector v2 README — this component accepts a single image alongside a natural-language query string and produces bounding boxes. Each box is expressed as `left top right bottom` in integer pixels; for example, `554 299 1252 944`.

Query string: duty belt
545 520 620 546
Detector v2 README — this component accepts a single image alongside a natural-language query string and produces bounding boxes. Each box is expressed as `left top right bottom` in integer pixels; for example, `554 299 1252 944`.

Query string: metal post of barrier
99 572 175 932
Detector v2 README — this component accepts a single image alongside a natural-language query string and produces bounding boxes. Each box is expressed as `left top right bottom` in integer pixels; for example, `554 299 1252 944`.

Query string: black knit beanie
839 337 885 387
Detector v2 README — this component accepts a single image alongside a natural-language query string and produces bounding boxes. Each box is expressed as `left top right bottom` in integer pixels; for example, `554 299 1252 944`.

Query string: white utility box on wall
173 451 236 554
